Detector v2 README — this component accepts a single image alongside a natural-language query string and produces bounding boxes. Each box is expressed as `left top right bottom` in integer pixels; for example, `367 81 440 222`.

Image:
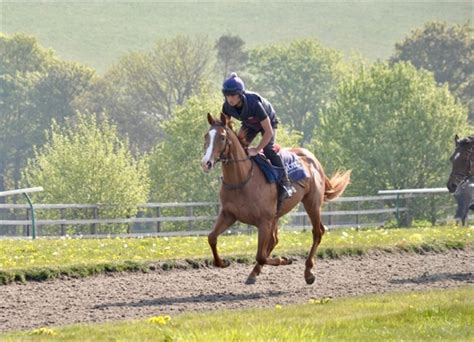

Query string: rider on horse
221 72 297 200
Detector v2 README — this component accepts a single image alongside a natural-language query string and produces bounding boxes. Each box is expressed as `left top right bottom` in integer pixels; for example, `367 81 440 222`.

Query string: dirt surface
1 248 473 332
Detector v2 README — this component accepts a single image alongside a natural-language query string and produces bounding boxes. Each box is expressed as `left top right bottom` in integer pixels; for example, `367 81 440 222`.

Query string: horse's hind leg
208 211 236 268
302 198 325 285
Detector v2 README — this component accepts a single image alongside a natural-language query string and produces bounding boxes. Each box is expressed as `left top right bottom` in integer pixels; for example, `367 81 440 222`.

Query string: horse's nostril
206 161 212 169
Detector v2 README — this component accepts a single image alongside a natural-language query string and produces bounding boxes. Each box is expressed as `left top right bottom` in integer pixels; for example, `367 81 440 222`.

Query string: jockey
221 72 296 200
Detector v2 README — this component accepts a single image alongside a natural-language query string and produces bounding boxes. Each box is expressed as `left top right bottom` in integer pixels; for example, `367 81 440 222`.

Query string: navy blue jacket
222 91 278 132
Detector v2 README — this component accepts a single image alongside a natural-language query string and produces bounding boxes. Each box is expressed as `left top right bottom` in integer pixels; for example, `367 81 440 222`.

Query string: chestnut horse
447 134 474 193
201 113 351 285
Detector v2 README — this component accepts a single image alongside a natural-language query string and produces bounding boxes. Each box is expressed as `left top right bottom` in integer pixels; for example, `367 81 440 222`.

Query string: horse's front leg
246 221 291 284
208 211 236 268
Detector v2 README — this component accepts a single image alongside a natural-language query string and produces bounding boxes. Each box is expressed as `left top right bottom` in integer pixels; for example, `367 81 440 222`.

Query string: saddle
251 150 308 183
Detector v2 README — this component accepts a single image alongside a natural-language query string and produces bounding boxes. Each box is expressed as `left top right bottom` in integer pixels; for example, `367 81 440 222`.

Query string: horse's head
447 134 474 193
201 113 232 172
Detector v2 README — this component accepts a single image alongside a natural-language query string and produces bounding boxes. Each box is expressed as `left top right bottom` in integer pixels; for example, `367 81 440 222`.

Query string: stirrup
281 183 296 199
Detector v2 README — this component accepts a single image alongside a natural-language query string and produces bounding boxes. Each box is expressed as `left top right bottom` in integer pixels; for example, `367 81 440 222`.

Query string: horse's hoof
214 259 230 268
281 257 293 265
245 277 257 285
305 275 316 285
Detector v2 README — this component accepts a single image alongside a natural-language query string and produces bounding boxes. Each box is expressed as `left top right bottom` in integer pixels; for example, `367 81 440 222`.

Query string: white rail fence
0 187 457 238
0 187 44 239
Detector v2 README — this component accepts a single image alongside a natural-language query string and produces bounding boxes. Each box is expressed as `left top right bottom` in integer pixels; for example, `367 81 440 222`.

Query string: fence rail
0 188 456 238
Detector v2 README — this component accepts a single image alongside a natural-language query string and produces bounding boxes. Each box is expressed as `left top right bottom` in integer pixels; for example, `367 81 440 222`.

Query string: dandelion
275 304 282 310
309 297 332 304
30 327 58 336
148 315 171 325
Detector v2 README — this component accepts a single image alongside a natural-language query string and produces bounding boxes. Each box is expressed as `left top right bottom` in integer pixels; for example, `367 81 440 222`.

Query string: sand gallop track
1 248 473 332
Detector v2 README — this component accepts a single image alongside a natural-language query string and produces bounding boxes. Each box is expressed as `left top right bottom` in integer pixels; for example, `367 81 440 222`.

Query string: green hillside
1 0 472 73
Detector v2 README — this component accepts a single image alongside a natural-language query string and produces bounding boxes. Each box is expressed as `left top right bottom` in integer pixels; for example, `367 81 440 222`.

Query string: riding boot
280 171 296 200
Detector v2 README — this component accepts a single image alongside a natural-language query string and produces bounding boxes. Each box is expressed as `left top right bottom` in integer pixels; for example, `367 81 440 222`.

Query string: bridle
213 125 250 164
450 145 474 184
210 125 253 190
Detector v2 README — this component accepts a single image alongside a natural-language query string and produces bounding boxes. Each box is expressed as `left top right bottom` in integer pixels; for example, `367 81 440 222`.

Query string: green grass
0 225 471 284
3 287 473 341
1 1 471 73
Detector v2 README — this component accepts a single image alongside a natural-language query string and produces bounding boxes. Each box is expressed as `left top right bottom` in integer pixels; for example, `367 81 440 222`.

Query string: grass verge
0 226 472 285
2 287 473 341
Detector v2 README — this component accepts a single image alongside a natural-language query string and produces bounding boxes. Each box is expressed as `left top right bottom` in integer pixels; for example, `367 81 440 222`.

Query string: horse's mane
213 117 249 148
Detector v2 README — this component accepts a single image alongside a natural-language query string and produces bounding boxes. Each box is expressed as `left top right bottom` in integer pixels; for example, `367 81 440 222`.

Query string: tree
312 62 468 197
390 21 474 121
75 52 164 153
22 113 149 233
148 95 223 203
247 38 344 144
77 35 216 153
0 33 53 75
215 34 248 80
0 33 95 195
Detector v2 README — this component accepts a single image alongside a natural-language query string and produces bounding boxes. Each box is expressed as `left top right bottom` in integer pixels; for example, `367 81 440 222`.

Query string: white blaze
202 129 217 164
454 152 461 160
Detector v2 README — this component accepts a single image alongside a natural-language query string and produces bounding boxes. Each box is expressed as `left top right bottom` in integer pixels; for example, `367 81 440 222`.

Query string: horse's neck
222 132 251 183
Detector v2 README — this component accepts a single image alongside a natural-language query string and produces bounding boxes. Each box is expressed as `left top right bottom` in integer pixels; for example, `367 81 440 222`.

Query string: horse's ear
207 113 215 125
220 112 228 126
455 134 460 145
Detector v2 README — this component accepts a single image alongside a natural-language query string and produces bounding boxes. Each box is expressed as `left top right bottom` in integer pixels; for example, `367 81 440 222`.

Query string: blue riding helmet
222 72 245 96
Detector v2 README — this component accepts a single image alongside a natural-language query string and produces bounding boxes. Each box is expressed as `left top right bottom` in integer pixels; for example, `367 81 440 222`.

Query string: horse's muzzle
201 160 214 173
447 180 457 193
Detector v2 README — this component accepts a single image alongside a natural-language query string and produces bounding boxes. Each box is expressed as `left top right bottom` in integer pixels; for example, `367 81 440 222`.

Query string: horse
454 177 474 226
447 134 474 193
201 113 351 285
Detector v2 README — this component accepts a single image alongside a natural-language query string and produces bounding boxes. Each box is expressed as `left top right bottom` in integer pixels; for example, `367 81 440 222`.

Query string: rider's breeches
242 125 290 181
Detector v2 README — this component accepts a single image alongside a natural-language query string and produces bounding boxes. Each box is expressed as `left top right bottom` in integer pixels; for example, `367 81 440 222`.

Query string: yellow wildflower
30 327 58 336
147 315 171 325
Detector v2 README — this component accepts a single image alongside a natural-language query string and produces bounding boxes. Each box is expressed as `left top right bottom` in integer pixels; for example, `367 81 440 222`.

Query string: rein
221 161 254 190
212 125 253 190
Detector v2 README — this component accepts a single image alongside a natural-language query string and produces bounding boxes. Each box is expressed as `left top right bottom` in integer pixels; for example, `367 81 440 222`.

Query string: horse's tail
324 171 351 202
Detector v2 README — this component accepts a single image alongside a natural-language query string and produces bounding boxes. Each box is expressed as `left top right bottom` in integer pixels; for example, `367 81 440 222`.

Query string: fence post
395 193 401 227
187 205 193 231
328 203 332 227
156 206 161 232
60 208 66 236
91 206 98 235
25 207 30 237
23 192 37 239
356 201 360 226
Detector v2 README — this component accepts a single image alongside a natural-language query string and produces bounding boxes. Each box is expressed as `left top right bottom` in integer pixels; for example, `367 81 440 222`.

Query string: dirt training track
1 248 473 332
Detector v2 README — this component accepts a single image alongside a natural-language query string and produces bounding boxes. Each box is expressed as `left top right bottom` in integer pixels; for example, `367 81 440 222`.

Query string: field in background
3 287 473 340
1 1 471 73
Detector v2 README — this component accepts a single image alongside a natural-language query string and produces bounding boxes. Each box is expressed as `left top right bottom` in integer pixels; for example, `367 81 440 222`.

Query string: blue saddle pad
252 150 308 183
